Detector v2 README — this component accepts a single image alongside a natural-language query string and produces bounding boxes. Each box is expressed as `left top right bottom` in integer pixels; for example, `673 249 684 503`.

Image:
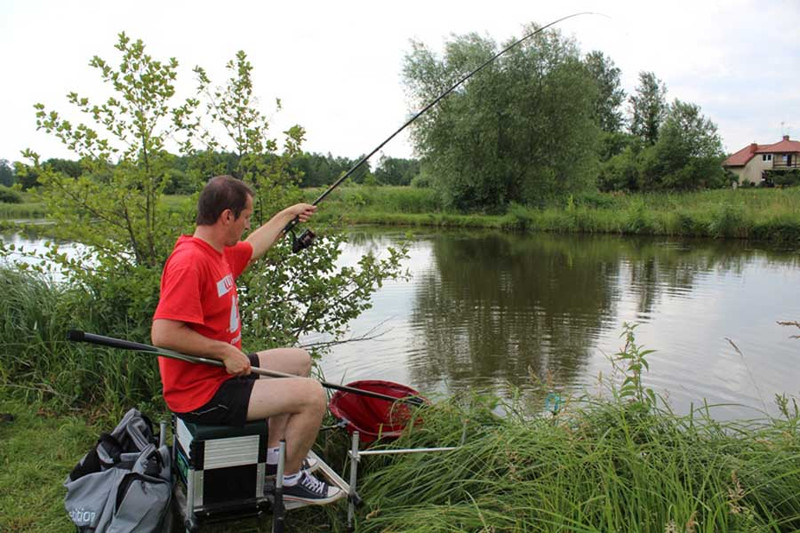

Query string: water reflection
321 230 800 419
408 233 619 391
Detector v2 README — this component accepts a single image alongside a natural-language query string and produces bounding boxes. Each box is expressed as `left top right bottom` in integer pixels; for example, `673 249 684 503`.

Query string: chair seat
176 417 268 440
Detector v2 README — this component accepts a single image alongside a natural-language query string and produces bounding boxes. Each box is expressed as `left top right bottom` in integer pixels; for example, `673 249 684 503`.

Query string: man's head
196 175 254 245
197 175 254 225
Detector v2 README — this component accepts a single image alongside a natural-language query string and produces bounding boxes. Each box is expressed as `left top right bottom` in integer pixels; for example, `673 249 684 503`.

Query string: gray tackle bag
64 408 172 532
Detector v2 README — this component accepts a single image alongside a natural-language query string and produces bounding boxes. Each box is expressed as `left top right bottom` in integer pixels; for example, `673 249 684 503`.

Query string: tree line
1 152 420 193
5 24 735 213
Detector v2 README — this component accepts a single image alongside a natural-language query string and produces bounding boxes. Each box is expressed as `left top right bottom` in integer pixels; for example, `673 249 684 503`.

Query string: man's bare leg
253 347 313 448
246 376 325 475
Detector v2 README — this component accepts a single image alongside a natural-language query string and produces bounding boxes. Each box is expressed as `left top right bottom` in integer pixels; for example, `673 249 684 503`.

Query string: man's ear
219 208 234 225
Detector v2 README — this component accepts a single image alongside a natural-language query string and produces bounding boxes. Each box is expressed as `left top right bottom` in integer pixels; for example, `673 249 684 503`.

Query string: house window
762 154 772 161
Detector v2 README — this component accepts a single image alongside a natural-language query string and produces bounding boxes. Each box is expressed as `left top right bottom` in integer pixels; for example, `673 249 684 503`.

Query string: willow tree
403 24 600 212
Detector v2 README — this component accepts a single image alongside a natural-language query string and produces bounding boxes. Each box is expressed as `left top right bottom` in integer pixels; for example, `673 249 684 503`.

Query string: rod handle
67 330 158 353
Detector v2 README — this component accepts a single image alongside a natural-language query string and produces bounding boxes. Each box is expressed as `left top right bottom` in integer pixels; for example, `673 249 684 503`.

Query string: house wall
739 155 773 184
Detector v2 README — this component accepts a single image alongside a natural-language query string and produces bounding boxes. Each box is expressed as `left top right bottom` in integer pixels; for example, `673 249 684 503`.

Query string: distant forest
0 152 421 193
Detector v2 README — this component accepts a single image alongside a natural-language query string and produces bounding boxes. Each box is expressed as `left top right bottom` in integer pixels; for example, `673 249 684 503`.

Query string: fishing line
284 12 596 252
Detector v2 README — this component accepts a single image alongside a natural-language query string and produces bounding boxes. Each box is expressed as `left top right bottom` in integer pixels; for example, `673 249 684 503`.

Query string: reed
356 397 800 532
0 267 163 413
0 201 47 219
294 186 800 245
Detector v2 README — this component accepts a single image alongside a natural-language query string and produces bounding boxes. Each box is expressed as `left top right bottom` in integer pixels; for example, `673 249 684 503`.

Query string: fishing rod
66 330 424 406
285 11 593 253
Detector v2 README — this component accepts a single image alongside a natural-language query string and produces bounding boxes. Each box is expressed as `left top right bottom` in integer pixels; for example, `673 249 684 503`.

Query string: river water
311 229 800 420
3 227 799 420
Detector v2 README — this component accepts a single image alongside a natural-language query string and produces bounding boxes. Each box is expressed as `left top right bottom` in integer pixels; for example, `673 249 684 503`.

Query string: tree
628 72 668 145
584 51 625 134
26 32 199 269
192 51 408 348
597 142 644 192
45 158 83 178
374 156 420 186
643 99 726 190
0 159 15 186
403 25 599 211
8 34 407 355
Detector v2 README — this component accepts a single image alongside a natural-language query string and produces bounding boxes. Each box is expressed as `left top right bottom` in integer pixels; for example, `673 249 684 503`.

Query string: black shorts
175 353 261 427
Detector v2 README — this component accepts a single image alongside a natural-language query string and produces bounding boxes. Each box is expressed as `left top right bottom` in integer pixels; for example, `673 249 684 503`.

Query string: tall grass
305 186 800 245
355 395 800 532
0 201 46 219
0 267 163 414
350 325 800 531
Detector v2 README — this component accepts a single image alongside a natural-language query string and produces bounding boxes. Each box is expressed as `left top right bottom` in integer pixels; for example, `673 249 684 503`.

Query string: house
723 135 800 185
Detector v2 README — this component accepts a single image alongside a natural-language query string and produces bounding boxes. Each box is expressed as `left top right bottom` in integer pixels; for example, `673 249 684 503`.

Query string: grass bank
5 187 800 245
0 201 46 220
307 186 800 245
2 392 799 532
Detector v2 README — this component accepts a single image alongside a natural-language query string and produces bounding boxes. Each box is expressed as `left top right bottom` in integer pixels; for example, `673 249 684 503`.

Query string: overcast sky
1 0 798 165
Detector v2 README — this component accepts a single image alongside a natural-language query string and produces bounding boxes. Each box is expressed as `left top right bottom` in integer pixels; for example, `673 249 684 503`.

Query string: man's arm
245 203 316 263
151 318 251 376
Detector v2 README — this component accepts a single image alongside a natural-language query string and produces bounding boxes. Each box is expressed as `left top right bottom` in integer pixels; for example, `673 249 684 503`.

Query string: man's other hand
223 347 252 376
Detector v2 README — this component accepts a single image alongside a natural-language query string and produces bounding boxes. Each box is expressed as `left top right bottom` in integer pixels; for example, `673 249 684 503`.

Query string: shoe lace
300 473 326 495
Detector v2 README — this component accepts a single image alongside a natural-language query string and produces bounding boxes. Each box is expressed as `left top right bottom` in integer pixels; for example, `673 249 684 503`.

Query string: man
151 175 340 504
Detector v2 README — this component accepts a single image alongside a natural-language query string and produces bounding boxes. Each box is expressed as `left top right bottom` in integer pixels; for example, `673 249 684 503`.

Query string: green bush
771 169 800 188
0 185 22 204
708 202 746 238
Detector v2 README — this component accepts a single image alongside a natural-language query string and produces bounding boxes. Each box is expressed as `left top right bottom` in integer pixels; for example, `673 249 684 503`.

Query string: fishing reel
291 228 316 253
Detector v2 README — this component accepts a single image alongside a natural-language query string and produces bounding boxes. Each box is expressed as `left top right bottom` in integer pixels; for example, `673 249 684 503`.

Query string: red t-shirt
153 235 253 413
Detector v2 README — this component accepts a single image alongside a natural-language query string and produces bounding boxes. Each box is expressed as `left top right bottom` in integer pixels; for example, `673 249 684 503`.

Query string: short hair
196 175 254 225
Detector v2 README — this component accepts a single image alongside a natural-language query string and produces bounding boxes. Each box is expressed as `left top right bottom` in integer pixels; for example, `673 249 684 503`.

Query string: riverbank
1 265 799 531
308 186 800 245
3 187 800 245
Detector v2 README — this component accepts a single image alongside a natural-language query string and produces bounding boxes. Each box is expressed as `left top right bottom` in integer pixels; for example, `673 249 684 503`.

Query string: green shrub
0 186 22 204
771 169 800 188
708 202 746 238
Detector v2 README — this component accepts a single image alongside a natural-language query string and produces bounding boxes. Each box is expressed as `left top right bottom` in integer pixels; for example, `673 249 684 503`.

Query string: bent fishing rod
66 330 424 406
285 12 593 253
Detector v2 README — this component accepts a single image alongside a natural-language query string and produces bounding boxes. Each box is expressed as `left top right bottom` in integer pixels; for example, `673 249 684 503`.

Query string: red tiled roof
723 136 800 167
723 143 760 167
757 138 800 154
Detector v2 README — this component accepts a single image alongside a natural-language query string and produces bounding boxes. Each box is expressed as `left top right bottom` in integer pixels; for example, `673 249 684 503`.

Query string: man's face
226 195 253 245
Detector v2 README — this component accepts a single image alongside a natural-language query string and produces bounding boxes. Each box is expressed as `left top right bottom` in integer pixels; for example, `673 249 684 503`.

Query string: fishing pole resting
284 11 594 253
66 329 425 406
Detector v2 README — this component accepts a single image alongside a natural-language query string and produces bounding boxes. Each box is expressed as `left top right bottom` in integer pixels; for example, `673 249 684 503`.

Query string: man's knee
306 379 326 413
291 347 312 376
259 347 312 376
287 378 326 412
